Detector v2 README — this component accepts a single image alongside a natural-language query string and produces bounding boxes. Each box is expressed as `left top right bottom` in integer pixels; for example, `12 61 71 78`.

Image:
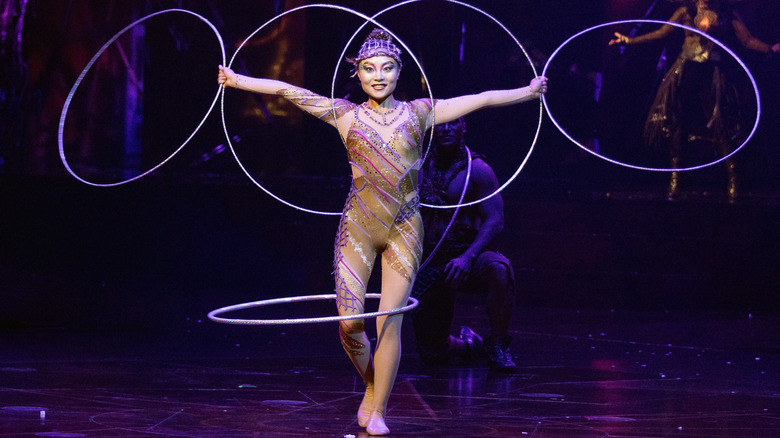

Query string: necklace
361 102 405 126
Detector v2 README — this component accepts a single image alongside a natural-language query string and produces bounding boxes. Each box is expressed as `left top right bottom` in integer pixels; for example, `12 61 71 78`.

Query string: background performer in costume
412 117 518 372
609 0 779 202
218 28 546 435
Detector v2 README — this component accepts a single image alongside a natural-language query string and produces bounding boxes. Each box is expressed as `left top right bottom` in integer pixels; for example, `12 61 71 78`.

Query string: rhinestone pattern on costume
278 88 432 313
278 88 354 123
361 102 406 126
338 101 430 311
340 325 367 356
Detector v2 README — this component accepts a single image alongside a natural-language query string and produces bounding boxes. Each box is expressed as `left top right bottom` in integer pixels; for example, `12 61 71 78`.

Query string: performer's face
433 118 465 152
357 56 400 101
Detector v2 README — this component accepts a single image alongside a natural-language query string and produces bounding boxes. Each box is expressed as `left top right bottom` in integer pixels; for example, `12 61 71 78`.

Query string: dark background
2 0 779 329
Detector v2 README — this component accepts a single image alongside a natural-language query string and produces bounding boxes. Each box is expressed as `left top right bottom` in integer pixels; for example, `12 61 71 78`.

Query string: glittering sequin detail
278 88 353 124
331 99 432 310
386 241 412 283
340 324 367 356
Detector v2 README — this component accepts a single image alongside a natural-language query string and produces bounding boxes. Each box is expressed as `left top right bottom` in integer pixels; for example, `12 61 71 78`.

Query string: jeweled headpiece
348 28 403 74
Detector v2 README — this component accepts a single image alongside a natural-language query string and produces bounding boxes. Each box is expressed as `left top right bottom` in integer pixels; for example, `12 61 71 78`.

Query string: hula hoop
58 9 226 187
222 4 424 216
330 1 435 167
541 19 761 172
207 293 418 325
339 0 544 210
400 0 543 210
222 1 542 213
418 145 471 271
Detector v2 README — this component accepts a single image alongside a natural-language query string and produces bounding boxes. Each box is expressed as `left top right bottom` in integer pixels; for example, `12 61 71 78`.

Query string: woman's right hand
609 32 630 46
218 65 237 88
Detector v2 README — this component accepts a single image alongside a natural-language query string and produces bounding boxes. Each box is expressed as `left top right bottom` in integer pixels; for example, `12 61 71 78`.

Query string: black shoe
485 341 517 372
458 326 484 360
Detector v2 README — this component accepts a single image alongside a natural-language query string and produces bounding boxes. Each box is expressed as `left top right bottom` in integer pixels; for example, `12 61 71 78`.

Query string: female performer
609 0 779 201
218 28 546 435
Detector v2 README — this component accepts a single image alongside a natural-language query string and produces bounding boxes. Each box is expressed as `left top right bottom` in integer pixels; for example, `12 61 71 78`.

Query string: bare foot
366 409 389 435
357 385 373 427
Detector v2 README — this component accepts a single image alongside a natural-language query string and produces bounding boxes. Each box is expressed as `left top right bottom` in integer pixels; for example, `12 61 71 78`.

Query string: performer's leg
484 261 515 341
668 157 680 199
667 131 683 200
473 252 517 371
726 157 737 203
367 257 414 435
411 267 456 364
715 132 737 202
338 315 374 427
334 225 376 427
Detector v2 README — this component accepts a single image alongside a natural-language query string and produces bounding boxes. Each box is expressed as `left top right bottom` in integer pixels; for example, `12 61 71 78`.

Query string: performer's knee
339 319 365 336
484 260 513 288
478 253 516 297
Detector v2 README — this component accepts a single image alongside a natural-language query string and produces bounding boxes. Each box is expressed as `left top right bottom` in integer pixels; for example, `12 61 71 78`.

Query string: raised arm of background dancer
731 13 780 54
428 76 547 129
609 7 687 45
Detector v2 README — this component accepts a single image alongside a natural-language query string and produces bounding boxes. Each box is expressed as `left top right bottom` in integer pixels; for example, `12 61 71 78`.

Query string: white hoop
418 146 472 271
222 1 542 213
222 4 409 216
418 0 543 210
207 293 418 325
541 19 761 172
330 1 435 163
58 9 226 186
338 0 544 211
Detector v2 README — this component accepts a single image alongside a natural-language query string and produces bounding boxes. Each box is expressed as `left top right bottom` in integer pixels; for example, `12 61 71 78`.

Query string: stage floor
2 306 779 437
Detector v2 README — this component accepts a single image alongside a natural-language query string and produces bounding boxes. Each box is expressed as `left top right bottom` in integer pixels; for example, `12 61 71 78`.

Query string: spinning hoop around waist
208 293 418 325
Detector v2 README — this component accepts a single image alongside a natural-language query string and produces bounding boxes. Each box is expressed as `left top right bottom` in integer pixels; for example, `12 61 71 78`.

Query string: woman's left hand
530 76 548 98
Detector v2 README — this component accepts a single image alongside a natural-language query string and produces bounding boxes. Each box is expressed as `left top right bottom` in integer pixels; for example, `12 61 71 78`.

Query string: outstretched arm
609 6 688 46
732 13 780 54
218 65 349 128
428 76 547 128
218 65 296 94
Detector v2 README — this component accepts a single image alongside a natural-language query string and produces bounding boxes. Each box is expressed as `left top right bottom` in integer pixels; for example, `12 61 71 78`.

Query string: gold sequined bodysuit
279 88 432 312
